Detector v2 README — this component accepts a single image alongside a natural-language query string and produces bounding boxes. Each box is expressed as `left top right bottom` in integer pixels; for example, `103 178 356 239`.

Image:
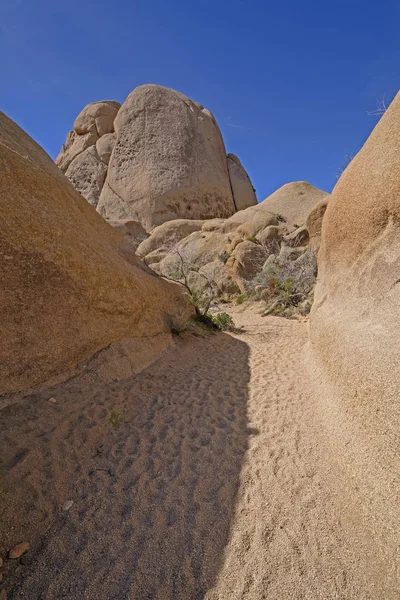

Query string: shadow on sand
0 330 251 599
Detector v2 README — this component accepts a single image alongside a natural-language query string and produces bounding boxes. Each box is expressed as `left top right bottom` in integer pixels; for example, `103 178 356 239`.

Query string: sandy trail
0 307 391 599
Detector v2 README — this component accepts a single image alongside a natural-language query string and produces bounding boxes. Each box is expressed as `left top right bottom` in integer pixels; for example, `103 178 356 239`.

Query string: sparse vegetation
235 293 249 305
218 251 230 264
250 250 317 318
245 235 259 244
110 411 123 430
196 312 234 331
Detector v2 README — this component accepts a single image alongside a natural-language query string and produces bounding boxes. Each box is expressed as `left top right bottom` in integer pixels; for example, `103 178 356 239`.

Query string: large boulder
97 85 236 230
64 146 107 207
0 111 191 395
56 100 121 207
227 153 257 211
260 181 328 228
308 94 400 560
306 196 329 253
137 219 205 259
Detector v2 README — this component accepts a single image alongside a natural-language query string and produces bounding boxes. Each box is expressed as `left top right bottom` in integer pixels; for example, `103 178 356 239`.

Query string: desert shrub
197 312 234 331
250 250 317 318
235 293 248 305
110 411 123 430
218 251 230 264
245 235 259 244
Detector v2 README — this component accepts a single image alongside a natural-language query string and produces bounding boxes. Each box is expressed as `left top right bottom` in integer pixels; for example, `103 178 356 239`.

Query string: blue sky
1 0 399 201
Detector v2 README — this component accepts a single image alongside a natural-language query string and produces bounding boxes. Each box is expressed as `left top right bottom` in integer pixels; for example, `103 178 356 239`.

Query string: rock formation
140 181 327 298
0 111 191 395
308 93 400 558
56 85 257 231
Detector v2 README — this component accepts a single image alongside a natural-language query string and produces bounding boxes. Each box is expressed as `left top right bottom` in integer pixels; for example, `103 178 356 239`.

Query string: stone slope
0 111 191 395
308 92 400 559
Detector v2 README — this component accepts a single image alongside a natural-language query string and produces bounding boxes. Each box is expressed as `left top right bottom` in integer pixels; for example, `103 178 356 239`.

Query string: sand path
0 307 389 598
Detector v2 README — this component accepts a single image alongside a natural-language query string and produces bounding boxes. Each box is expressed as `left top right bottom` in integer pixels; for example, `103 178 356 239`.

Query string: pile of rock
136 181 329 309
57 85 257 232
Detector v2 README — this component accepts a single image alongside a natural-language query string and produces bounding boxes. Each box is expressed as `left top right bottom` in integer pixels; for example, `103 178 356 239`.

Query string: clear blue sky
2 0 399 201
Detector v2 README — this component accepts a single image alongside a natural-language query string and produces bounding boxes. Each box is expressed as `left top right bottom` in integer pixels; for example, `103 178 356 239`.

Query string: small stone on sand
8 542 30 559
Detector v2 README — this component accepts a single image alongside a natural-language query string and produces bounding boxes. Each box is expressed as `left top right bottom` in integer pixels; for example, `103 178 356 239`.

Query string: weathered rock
227 240 268 292
9 542 30 559
98 85 236 230
56 128 99 172
223 205 278 235
256 225 281 249
0 111 191 395
308 93 400 561
260 182 328 228
137 219 205 259
62 500 74 511
306 196 329 253
158 231 230 277
283 225 309 247
202 218 226 232
73 101 120 136
227 153 257 211
65 146 107 207
96 133 116 165
107 220 148 252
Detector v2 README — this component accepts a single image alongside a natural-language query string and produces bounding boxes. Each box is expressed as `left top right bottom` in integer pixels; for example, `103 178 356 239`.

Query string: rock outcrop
261 181 327 227
56 101 120 207
0 111 191 395
227 153 257 211
57 85 257 231
308 94 400 559
140 181 327 297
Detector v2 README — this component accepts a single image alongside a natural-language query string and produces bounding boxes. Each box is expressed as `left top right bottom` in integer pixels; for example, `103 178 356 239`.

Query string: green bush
235 293 248 305
245 235 259 244
196 312 234 331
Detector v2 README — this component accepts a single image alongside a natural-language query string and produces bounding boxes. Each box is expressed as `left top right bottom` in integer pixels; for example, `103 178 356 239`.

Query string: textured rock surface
56 101 120 206
65 146 107 207
73 101 120 136
137 219 205 259
97 85 236 230
57 87 257 231
107 220 148 252
308 94 400 559
261 182 328 227
0 111 191 395
227 153 257 211
306 196 329 252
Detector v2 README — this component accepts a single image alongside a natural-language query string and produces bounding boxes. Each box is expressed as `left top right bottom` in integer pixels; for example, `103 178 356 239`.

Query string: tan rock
102 85 235 230
283 224 309 247
202 218 226 232
96 133 116 165
227 240 268 292
9 542 30 559
256 225 280 249
107 220 148 252
73 101 120 136
65 146 107 207
158 231 230 277
227 153 257 211
0 111 191 395
260 181 328 227
306 196 329 253
137 219 205 258
55 127 98 172
222 205 278 235
308 93 400 559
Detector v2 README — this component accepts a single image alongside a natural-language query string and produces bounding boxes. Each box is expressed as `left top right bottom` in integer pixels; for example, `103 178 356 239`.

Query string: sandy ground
0 305 394 599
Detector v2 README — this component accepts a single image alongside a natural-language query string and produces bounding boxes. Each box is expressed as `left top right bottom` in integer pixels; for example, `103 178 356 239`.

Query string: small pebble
63 500 73 511
8 542 30 559
48 397 57 403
